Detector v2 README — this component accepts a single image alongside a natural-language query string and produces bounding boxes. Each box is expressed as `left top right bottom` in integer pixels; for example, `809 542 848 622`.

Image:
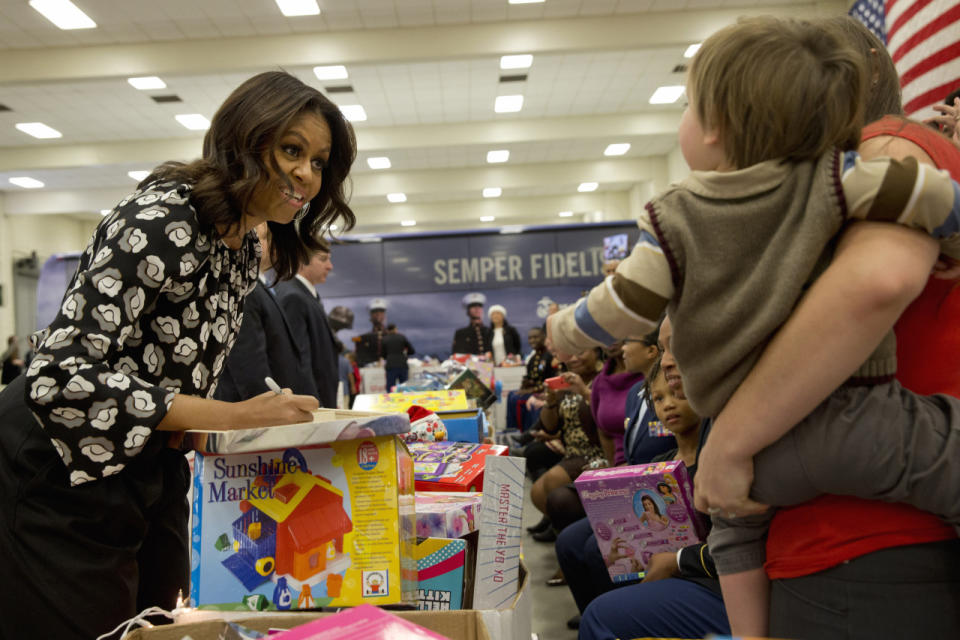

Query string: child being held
547 14 960 634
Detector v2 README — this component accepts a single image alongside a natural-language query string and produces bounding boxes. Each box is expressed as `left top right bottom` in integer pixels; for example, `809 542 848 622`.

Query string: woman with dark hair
0 71 356 639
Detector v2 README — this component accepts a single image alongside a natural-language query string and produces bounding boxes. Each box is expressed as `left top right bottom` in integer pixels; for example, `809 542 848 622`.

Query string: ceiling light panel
339 105 367 122
29 0 96 29
387 193 407 203
128 170 150 181
494 95 524 113
400 220 417 227
486 150 510 164
276 0 320 17
482 187 502 198
15 122 62 139
175 114 210 130
649 85 686 104
558 211 574 217
367 157 391 170
9 177 45 189
128 76 166 90
480 216 496 222
684 44 702 58
314 65 348 81
604 143 631 156
500 55 533 70
578 182 599 192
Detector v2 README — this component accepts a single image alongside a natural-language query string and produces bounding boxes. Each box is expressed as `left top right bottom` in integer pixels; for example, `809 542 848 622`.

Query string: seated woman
524 347 604 540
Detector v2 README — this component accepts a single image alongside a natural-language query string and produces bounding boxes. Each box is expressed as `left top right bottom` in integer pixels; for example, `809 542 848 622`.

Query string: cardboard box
575 460 706 583
190 436 417 610
473 456 525 612
353 390 469 413
407 442 508 492
415 538 467 611
415 492 483 539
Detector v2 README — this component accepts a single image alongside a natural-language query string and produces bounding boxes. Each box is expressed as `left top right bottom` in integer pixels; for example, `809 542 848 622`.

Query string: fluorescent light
275 0 320 16
127 76 166 90
400 220 417 227
367 156 391 170
128 170 150 181
480 216 496 222
500 225 524 234
29 0 96 29
482 187 502 198
340 105 367 122
495 94 524 113
15 122 62 139
604 143 631 156
100 209 112 216
175 114 210 130
313 65 348 81
387 193 407 203
578 182 599 192
649 85 686 104
558 211 574 218
684 43 702 58
9 177 44 189
486 149 510 163
500 54 533 70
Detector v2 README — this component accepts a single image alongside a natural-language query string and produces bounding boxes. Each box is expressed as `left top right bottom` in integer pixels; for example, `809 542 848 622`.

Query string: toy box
271 604 451 640
437 409 484 443
187 409 411 454
473 456 525 611
407 442 509 492
415 537 468 611
353 390 469 413
446 368 496 410
415 492 483 539
190 436 416 610
575 460 706 583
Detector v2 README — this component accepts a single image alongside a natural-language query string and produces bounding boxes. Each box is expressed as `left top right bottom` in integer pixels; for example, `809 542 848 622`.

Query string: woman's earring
294 201 310 223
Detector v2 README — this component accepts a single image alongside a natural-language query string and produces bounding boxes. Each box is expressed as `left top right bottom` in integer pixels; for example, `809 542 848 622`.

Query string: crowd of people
0 12 958 640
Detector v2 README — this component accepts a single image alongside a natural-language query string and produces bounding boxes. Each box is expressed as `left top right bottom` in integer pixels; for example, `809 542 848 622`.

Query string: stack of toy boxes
413 492 484 611
188 411 417 610
407 441 508 492
574 460 706 583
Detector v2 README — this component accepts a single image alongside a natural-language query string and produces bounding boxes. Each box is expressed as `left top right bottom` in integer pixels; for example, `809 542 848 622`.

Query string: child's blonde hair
689 16 865 168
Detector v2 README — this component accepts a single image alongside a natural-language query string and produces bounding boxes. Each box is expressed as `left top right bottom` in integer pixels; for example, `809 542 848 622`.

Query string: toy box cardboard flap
125 610 491 640
187 409 410 454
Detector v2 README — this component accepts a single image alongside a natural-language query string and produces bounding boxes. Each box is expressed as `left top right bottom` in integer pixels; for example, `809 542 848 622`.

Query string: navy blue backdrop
324 222 639 360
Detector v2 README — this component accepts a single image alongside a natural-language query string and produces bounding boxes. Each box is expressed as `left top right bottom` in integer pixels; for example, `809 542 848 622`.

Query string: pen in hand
264 376 284 395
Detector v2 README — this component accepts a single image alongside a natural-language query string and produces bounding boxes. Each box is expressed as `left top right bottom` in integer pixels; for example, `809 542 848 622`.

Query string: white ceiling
0 0 846 234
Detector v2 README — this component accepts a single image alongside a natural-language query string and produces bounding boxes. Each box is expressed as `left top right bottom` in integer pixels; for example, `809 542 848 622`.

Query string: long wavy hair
151 71 356 280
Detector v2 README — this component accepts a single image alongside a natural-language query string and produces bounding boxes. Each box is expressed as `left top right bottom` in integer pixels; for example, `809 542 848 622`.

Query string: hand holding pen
223 377 318 429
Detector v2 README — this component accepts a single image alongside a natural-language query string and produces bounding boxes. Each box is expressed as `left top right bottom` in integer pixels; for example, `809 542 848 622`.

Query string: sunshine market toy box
574 460 707 583
187 410 417 610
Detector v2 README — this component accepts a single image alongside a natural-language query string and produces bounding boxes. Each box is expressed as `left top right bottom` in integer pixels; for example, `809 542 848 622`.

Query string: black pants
770 539 960 640
0 376 190 640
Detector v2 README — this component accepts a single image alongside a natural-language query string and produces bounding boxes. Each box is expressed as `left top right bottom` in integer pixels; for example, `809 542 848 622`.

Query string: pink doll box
415 492 483 539
574 460 706 583
270 604 450 639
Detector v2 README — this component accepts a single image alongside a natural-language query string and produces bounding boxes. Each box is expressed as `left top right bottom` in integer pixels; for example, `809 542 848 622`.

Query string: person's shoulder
103 179 207 247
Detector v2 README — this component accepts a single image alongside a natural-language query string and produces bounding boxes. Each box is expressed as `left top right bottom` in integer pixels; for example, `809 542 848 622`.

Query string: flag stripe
899 40 960 87
893 18 960 77
887 0 933 41
901 56 960 112
890 4 960 63
903 78 960 115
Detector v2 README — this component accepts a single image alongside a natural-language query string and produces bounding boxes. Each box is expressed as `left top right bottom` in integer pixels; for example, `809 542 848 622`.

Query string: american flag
850 0 960 118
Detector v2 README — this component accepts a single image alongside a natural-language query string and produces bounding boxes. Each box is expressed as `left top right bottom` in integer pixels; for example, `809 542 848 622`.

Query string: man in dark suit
274 238 339 408
451 292 493 356
215 224 318 402
382 324 415 391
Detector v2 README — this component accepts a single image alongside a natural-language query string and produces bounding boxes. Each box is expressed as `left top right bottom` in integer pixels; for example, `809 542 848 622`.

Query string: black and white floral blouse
25 179 260 486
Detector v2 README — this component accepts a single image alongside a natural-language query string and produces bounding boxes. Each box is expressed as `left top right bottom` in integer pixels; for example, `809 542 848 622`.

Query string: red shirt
765 117 960 579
